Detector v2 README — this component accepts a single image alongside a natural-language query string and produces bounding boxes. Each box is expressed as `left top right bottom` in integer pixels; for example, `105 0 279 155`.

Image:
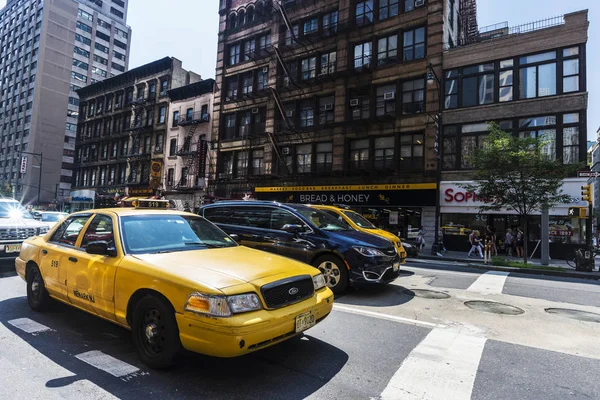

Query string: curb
409 255 600 281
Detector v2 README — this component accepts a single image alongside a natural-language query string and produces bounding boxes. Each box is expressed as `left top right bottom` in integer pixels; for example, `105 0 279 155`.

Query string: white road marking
466 271 510 294
379 327 487 400
7 318 53 334
75 350 140 378
333 304 443 328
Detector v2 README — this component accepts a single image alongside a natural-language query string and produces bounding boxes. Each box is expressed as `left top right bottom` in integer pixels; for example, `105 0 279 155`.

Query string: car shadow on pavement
0 296 349 400
334 284 415 307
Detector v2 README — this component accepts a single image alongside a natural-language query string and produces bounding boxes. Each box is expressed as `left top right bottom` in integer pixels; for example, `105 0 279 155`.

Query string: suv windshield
0 202 33 219
291 206 351 231
42 213 68 222
121 215 237 254
343 211 377 229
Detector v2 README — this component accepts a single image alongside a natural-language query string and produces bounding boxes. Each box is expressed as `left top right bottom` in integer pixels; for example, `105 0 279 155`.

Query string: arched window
255 0 264 17
228 13 237 30
247 6 254 23
238 10 246 26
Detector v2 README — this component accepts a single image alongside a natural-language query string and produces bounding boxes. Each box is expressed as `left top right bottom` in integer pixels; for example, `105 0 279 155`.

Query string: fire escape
175 111 210 190
126 88 153 186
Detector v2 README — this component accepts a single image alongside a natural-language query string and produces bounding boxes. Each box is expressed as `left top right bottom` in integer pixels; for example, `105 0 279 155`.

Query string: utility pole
427 62 443 255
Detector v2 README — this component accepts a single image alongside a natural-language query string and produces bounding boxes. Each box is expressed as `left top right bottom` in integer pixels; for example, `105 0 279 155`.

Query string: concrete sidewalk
411 250 600 281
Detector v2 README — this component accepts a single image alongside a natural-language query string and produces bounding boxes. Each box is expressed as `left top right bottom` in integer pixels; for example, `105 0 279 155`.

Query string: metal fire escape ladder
127 99 146 183
276 0 297 43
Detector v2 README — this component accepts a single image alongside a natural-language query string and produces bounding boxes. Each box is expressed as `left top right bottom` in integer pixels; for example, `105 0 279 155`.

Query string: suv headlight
353 246 386 257
313 273 327 291
185 292 263 317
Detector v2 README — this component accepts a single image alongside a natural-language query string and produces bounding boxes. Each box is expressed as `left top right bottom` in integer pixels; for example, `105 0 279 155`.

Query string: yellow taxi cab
15 199 333 368
309 205 407 262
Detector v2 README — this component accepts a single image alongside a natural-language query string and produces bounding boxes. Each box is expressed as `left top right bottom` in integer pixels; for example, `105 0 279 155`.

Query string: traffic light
581 184 592 204
568 207 587 218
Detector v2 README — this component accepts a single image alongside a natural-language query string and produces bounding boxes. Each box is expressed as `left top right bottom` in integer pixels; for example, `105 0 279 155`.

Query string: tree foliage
461 123 581 262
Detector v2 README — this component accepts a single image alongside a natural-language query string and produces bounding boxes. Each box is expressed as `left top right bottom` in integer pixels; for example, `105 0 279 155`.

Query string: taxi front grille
261 275 314 309
0 227 38 240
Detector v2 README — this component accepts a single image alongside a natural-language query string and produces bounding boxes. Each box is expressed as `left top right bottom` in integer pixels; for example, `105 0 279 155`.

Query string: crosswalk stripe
379 327 487 400
466 271 509 294
75 350 140 378
7 318 53 334
333 304 443 328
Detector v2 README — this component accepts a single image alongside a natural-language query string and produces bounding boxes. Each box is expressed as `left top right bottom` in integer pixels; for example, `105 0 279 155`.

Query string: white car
39 211 69 229
0 199 50 259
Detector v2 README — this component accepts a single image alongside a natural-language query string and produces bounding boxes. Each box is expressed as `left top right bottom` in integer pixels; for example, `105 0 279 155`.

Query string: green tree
462 123 580 263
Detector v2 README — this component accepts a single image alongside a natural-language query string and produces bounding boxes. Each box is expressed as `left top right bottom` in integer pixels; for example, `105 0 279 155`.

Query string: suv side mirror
282 224 306 234
86 241 117 257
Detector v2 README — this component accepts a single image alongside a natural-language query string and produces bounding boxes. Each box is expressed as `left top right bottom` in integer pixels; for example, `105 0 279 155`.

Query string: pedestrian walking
505 228 514 257
486 226 498 256
416 226 426 251
468 230 483 258
515 228 524 258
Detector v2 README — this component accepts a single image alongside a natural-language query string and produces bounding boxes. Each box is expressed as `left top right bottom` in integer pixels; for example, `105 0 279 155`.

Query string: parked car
0 199 49 259
200 201 401 293
309 205 407 262
16 200 333 368
39 211 69 229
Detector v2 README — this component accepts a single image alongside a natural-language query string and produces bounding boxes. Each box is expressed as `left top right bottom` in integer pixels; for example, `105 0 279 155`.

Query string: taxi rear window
121 215 237 254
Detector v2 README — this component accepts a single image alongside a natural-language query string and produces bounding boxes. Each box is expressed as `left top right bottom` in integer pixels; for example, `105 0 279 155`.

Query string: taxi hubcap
141 308 164 355
318 261 340 288
30 271 41 300
145 323 157 340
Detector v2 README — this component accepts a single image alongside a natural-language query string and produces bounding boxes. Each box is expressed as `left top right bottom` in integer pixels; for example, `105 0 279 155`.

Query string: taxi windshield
0 202 33 219
343 211 377 229
291 206 351 231
121 215 237 254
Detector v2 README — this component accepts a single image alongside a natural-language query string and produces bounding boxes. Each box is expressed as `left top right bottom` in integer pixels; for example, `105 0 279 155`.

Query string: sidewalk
412 250 600 281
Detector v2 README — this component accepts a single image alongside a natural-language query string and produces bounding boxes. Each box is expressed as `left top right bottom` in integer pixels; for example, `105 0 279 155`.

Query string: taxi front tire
131 295 181 369
26 264 51 311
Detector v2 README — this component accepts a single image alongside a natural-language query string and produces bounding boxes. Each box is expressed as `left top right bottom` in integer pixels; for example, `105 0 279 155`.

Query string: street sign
577 171 600 178
20 156 27 174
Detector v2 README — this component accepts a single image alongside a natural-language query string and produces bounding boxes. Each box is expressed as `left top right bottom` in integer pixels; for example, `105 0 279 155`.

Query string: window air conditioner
155 146 161 152
415 0 425 6
349 99 359 107
252 107 259 114
285 110 294 117
324 103 333 111
262 67 268 73
383 92 395 100
282 147 290 155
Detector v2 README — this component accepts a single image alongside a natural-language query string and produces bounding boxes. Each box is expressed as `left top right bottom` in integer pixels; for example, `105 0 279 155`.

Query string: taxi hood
131 246 312 290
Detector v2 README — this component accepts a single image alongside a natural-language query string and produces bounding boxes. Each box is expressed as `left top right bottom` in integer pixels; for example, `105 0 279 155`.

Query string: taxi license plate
393 262 400 272
295 311 316 333
5 244 21 253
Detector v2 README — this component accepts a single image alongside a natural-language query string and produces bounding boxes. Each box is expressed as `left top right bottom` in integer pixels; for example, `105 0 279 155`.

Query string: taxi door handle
68 257 78 263
41 250 48 255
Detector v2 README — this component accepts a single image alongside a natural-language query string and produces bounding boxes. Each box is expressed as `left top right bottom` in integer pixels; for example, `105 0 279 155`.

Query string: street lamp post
427 62 443 255
20 151 43 205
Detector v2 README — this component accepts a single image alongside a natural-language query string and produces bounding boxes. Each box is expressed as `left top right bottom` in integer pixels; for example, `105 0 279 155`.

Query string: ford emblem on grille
288 287 299 296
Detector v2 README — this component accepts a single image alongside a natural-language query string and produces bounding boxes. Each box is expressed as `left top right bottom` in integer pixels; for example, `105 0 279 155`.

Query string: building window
499 59 514 102
402 78 425 114
293 144 311 173
377 35 398 66
299 99 314 127
319 96 334 124
356 0 374 26
160 80 168 95
229 43 240 65
257 67 268 90
349 139 369 171
320 51 336 75
563 47 580 93
222 152 234 177
376 84 396 117
399 134 424 170
519 51 557 99
244 40 255 61
444 70 458 109
239 111 251 136
301 57 317 80
251 149 264 175
224 114 236 140
322 10 338 36
442 126 457 170
179 167 188 186
226 77 238 100
316 142 333 172
354 42 372 70
242 73 253 95
374 136 395 170
167 168 174 186
303 17 318 35
403 27 425 61
155 133 163 153
404 0 416 12
258 33 271 51
379 0 399 20
146 109 153 126
350 88 371 120
235 151 248 177
159 106 165 124
186 108 193 121
74 46 90 58
149 82 156 98
461 63 495 106
563 113 579 164
284 24 299 46
169 138 177 156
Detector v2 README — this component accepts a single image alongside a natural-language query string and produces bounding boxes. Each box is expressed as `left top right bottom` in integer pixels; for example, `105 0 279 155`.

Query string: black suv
200 201 401 293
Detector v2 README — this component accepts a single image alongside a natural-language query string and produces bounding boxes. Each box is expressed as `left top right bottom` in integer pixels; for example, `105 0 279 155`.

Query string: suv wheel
313 255 348 294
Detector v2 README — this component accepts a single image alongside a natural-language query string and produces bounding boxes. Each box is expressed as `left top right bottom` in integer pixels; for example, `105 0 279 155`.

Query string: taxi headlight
313 273 327 291
353 246 386 257
227 293 262 314
184 293 232 317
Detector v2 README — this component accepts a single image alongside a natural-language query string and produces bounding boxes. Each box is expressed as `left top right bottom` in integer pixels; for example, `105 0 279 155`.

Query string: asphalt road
1 260 600 399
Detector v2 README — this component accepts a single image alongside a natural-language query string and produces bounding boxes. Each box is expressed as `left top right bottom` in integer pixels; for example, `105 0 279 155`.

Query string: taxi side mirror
86 241 117 257
229 234 240 242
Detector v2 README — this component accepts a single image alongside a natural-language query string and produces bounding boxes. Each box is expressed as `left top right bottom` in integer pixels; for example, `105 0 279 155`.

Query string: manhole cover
545 308 600 323
402 289 451 299
464 300 524 315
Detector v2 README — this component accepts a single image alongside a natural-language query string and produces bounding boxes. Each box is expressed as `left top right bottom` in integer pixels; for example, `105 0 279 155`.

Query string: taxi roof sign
134 199 170 209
